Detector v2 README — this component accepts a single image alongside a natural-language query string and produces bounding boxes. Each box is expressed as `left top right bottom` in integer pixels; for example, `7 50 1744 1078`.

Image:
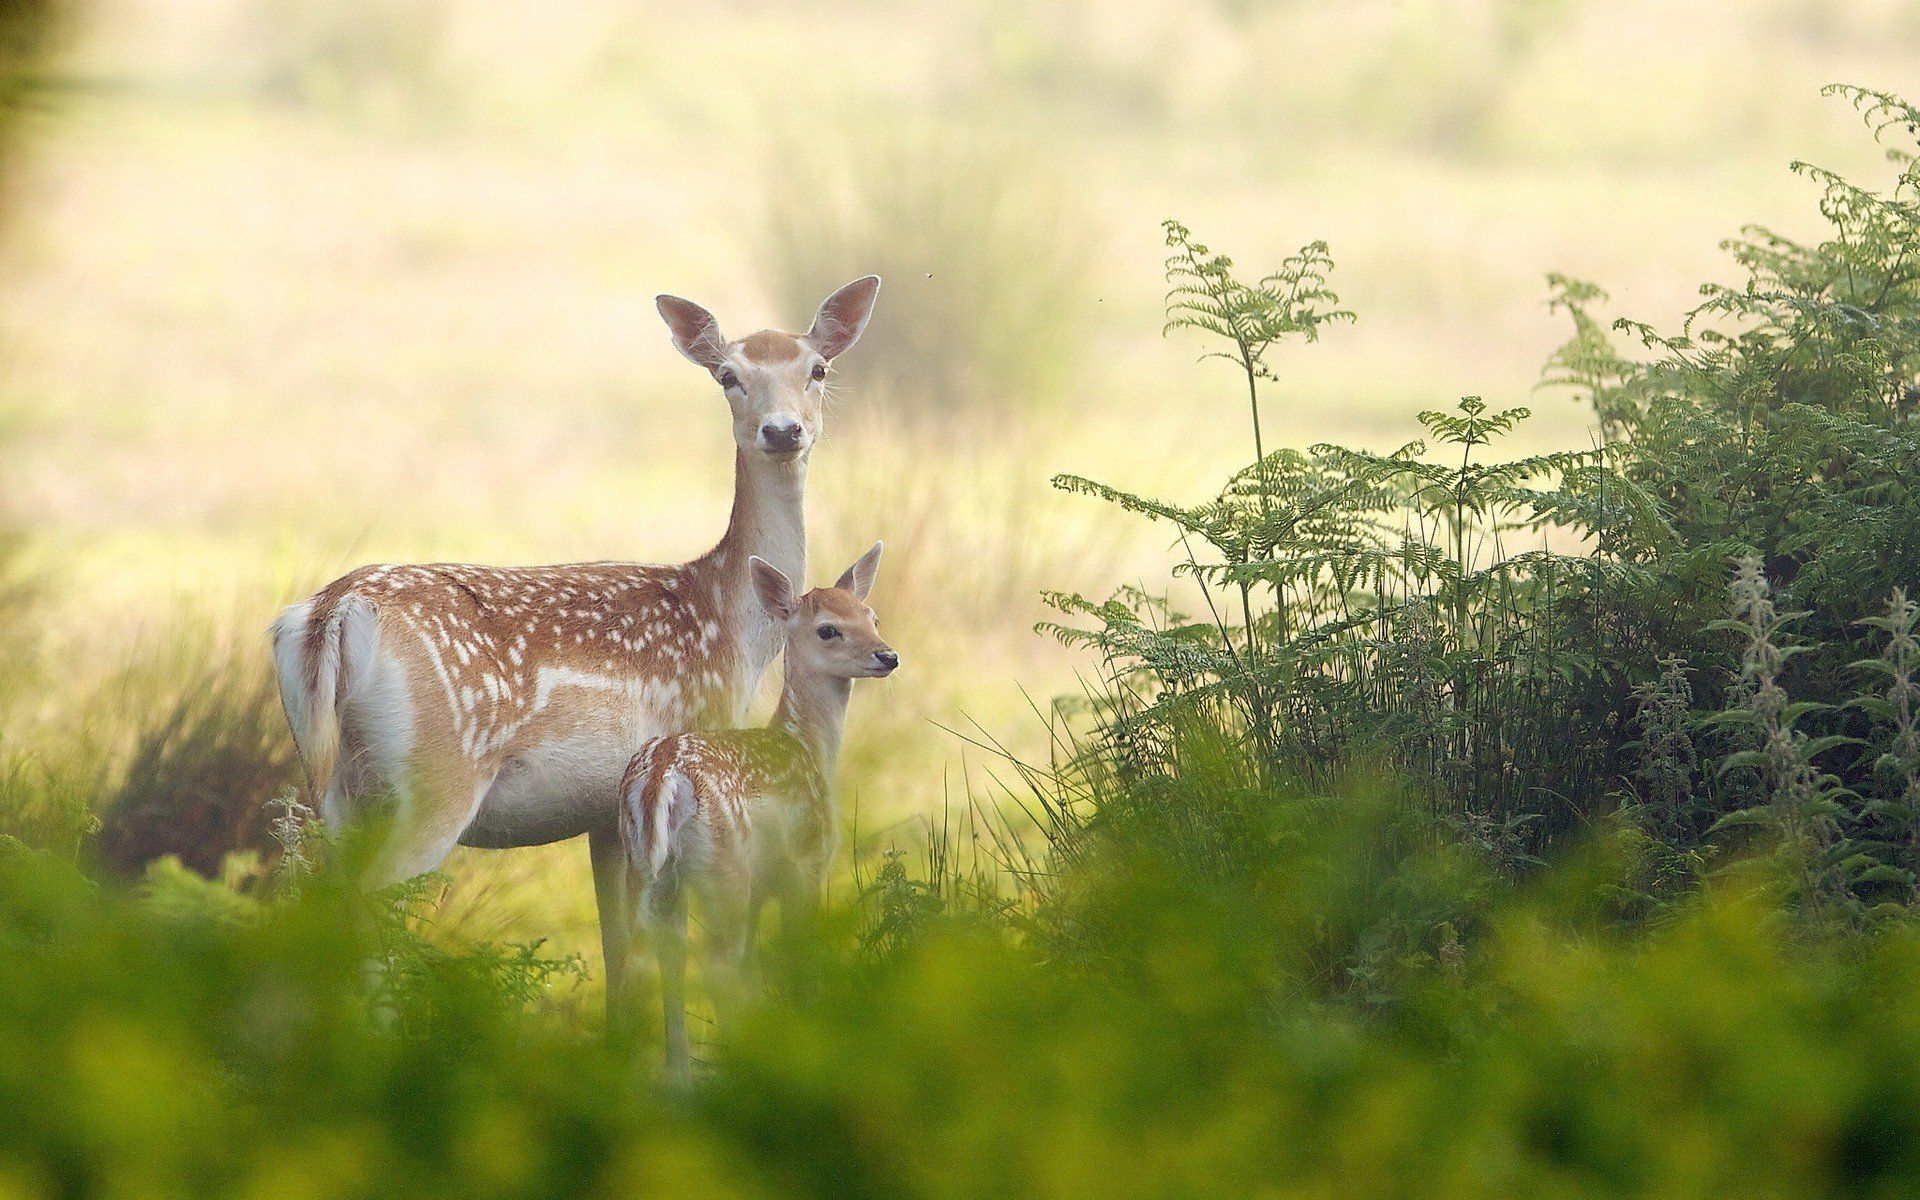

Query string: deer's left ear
835 541 884 601
806 276 881 360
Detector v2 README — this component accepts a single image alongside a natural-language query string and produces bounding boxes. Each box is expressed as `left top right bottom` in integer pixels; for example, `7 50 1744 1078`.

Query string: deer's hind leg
693 852 756 1066
371 764 494 887
333 639 492 887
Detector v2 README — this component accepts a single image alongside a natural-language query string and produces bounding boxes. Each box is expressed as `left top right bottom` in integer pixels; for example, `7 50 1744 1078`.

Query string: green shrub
727 861 1920 1200
0 844 628 1200
1569 85 1920 906
1047 85 1920 912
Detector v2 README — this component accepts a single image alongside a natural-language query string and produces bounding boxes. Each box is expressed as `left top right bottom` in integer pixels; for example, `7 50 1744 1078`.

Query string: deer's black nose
759 418 804 452
874 649 899 672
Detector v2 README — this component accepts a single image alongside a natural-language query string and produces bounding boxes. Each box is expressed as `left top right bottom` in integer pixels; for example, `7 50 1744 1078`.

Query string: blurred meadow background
4 0 1918 958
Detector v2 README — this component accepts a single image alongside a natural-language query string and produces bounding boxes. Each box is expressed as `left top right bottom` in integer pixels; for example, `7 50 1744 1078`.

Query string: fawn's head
655 277 881 461
749 543 896 679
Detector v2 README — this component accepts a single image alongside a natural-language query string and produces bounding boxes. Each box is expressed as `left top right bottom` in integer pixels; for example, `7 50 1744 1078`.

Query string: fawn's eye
718 369 739 390
816 625 841 640
810 362 827 382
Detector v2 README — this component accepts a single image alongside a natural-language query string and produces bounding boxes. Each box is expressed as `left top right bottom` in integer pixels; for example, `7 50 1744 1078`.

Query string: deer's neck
706 448 807 667
715 448 807 580
773 668 851 786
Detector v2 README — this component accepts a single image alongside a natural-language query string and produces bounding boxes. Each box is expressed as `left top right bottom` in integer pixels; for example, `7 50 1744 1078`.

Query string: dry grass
88 639 298 878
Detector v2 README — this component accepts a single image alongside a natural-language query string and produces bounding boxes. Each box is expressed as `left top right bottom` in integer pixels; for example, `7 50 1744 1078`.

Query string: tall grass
88 635 298 878
754 130 1097 416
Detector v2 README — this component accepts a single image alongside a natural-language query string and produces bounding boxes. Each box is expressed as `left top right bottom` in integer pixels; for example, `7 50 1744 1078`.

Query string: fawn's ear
748 556 799 621
805 276 881 360
835 541 884 601
656 294 727 372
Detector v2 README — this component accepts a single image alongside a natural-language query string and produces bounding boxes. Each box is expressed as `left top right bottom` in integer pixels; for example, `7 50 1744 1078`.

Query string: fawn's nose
873 649 900 673
758 418 805 453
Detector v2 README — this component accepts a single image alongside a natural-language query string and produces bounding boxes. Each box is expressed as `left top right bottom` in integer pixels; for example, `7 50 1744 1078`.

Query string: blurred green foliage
8 785 1920 1198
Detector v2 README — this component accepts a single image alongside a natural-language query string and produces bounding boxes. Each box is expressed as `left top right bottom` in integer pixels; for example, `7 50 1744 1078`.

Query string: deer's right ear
748 556 798 621
656 294 727 372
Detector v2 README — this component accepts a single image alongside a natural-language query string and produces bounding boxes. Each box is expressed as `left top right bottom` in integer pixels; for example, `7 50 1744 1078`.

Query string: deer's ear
748 556 799 621
805 276 881 360
656 294 727 372
835 541 883 601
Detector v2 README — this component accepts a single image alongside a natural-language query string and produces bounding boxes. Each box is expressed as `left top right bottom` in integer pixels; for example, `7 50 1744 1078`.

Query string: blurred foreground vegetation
8 790 1920 1199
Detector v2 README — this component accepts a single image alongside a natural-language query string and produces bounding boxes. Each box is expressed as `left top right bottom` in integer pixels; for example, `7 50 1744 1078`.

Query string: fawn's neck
773 667 852 786
707 448 807 668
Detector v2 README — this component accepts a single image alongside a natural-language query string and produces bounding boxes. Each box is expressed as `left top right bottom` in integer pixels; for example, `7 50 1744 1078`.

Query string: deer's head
749 543 896 679
656 277 881 461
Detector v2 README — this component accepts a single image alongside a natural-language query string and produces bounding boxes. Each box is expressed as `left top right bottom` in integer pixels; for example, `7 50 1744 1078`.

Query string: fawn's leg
657 878 691 1087
768 860 828 1001
700 865 755 1058
774 845 830 947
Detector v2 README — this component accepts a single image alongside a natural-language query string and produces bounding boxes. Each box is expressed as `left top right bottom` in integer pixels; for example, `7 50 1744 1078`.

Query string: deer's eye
718 369 740 390
816 625 841 640
810 362 827 382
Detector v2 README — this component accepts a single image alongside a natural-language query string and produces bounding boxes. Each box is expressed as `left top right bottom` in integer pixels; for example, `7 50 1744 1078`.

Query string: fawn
618 543 894 1079
269 278 881 1016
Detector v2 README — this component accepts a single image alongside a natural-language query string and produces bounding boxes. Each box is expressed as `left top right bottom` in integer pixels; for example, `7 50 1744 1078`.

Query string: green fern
1051 227 1635 837
1047 88 1920 905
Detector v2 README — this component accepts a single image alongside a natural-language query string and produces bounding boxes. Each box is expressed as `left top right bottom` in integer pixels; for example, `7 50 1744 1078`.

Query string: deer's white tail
619 743 696 921
271 595 378 819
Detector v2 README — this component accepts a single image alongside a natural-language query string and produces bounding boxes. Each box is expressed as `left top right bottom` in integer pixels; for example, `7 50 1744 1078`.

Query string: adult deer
270 276 881 1009
620 544 893 1080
